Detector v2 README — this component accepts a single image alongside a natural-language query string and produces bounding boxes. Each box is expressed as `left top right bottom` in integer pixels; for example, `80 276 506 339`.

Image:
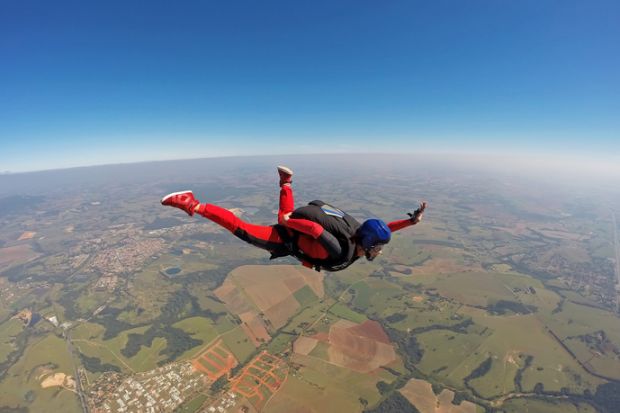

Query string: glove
407 202 427 224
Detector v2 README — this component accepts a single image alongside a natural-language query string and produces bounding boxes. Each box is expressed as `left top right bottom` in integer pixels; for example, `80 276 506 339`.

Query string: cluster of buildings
146 221 220 237
90 362 204 413
205 392 246 413
88 236 166 275
94 275 118 292
0 280 50 307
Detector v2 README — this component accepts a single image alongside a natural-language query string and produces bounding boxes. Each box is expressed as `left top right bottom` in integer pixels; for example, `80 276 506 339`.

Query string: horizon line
1 150 619 176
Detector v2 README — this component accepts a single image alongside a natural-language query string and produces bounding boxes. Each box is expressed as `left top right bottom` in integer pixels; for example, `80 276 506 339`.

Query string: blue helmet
357 219 391 250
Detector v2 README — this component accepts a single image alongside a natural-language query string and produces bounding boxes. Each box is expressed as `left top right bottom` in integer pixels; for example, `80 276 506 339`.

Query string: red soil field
231 351 288 411
192 340 238 381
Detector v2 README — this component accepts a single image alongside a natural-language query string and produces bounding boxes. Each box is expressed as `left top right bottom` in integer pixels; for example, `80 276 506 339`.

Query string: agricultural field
442 307 604 396
172 316 220 360
71 322 169 373
2 157 620 413
231 351 287 411
117 265 182 325
215 264 324 331
539 300 620 380
399 378 483 413
0 243 39 271
0 333 81 413
220 325 256 364
0 318 22 364
328 302 368 324
501 398 597 413
347 277 408 316
265 353 387 413
192 339 237 381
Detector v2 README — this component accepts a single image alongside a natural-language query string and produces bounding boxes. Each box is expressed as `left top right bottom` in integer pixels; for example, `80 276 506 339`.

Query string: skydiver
161 166 426 272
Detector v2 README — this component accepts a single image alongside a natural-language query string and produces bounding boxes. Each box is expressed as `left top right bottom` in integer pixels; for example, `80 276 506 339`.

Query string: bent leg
278 184 295 223
278 182 324 239
196 203 283 251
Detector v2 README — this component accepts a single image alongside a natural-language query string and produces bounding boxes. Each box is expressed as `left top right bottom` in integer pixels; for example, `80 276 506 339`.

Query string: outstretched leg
161 190 283 252
196 203 283 251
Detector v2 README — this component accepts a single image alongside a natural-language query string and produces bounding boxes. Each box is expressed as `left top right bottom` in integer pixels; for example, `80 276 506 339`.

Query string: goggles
364 244 385 261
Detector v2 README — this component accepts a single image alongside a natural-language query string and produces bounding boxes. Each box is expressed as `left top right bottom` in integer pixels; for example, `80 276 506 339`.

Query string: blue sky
1 1 619 173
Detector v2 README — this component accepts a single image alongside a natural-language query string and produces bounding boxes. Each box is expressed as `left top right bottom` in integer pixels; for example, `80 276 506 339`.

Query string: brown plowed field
245 315 271 343
326 320 396 373
400 378 478 413
0 244 39 267
283 276 305 292
219 265 324 331
239 311 271 346
17 231 36 240
348 320 391 344
264 294 299 330
293 337 318 355
311 332 329 342
297 267 324 297
214 279 255 315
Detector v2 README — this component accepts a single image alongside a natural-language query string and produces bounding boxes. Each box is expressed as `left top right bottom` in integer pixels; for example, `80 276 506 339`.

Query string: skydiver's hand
407 202 427 225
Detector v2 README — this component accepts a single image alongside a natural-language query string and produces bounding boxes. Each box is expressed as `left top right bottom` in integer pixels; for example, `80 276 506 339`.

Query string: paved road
65 332 90 413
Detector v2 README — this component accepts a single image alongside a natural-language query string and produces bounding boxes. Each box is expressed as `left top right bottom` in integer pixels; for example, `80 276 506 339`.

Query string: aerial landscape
2 1 619 412
0 155 619 413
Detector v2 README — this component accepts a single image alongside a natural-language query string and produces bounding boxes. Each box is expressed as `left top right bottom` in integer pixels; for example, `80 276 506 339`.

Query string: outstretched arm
387 202 427 233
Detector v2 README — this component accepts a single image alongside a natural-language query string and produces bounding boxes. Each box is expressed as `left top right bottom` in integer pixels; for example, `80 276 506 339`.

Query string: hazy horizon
1 153 619 203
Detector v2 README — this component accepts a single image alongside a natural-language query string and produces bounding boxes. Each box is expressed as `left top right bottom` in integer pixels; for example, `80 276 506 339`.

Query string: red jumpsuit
195 184 414 268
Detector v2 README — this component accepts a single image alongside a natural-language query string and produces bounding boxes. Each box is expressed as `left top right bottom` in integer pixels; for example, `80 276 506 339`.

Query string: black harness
270 200 361 272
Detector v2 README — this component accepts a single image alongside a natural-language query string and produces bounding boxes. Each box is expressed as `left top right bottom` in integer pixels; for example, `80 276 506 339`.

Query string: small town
89 362 206 413
88 237 166 275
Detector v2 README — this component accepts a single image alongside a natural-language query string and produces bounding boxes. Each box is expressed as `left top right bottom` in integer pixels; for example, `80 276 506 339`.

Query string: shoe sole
161 190 193 204
277 166 293 175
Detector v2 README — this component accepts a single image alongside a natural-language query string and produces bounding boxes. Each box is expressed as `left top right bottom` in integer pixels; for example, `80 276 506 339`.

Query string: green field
74 289 109 316
385 235 434 266
117 264 181 324
501 397 597 413
72 323 169 373
220 326 255 363
172 316 220 359
267 332 296 354
0 333 81 413
293 285 320 308
416 328 490 385
308 341 330 360
387 297 462 332
540 300 620 380
129 337 168 371
188 288 230 314
175 393 209 413
350 280 372 311
328 303 367 324
279 299 332 335
264 353 385 413
423 271 527 308
0 318 23 364
451 308 604 396
362 278 407 314
468 355 521 399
